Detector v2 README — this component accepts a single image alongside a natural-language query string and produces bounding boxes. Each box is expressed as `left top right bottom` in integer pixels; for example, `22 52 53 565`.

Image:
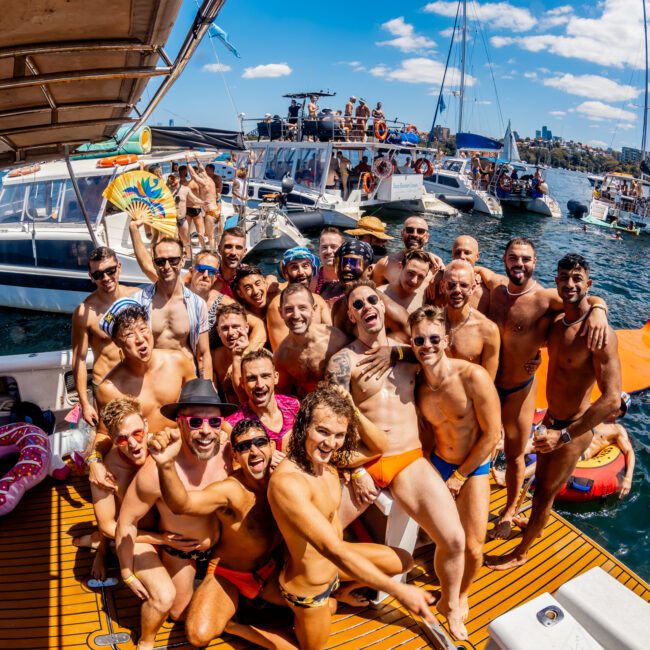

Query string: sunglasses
404 227 427 235
178 415 223 429
339 256 365 272
195 264 218 277
90 265 118 281
412 334 442 347
234 435 270 453
351 294 380 311
153 256 182 268
115 429 146 447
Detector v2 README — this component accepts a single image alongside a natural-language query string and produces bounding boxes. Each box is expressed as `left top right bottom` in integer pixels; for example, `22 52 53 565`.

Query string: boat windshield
442 160 465 173
0 175 111 225
294 148 328 190
264 147 297 181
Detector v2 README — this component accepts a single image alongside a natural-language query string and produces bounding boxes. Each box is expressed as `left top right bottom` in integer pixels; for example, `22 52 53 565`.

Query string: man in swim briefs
187 156 219 250
326 280 468 640
116 379 236 650
487 254 621 570
410 306 500 619
149 418 296 649
268 385 436 650
480 237 610 539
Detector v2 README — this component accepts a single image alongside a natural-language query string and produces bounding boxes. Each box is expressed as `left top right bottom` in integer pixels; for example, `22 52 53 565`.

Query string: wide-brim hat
160 378 238 420
345 216 393 240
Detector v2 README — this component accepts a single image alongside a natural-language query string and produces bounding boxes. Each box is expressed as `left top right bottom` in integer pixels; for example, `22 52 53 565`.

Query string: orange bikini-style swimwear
365 449 423 489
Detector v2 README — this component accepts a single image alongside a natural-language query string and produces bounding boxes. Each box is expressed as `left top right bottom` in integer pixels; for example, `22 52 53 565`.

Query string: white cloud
370 57 475 86
575 100 637 122
378 17 436 52
540 5 574 29
549 110 566 117
490 0 646 70
424 1 536 32
589 140 608 148
475 100 492 105
439 27 455 38
242 63 292 79
202 63 231 73
523 71 537 80
617 123 636 130
543 73 641 102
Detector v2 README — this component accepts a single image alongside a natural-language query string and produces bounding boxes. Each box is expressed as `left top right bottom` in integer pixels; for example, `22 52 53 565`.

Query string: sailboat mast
642 0 648 159
458 0 467 133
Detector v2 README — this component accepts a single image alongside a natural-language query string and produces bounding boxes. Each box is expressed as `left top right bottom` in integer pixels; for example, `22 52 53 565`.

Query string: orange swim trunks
365 449 423 489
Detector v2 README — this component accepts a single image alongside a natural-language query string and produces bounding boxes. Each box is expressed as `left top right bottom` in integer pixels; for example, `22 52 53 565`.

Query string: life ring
7 164 41 178
414 158 434 176
0 423 51 516
96 154 139 168
406 124 418 134
555 445 626 502
372 157 393 180
361 172 374 193
374 120 388 141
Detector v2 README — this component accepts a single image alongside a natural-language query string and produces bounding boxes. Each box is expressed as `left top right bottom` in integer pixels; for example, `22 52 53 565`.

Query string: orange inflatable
535 319 650 409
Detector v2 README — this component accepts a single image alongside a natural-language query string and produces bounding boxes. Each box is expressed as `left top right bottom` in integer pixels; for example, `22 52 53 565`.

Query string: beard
505 265 533 286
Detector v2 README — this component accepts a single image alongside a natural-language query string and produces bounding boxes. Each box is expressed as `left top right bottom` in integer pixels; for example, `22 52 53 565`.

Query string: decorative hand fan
102 171 177 236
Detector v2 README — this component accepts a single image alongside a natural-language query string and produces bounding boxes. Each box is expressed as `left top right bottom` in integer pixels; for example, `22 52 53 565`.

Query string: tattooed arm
326 348 352 391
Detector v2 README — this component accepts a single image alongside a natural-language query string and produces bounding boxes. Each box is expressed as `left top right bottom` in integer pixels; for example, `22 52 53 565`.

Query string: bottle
533 424 547 439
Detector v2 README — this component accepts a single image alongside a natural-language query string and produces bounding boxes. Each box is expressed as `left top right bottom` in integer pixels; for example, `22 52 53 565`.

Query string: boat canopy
150 125 245 152
456 132 502 151
0 0 186 167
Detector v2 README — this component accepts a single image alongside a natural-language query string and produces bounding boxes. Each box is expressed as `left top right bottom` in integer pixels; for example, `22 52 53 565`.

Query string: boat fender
374 121 388 141
96 154 139 168
372 157 393 180
414 158 434 176
0 423 51 516
361 172 374 194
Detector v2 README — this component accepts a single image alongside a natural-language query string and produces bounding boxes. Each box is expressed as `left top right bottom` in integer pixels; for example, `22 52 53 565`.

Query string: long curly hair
287 383 359 475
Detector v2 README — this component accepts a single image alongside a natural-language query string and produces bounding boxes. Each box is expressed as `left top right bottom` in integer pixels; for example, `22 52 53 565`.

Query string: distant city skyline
149 0 648 152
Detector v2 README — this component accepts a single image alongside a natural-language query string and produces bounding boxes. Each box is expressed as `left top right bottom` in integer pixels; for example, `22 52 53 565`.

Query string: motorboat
583 172 648 235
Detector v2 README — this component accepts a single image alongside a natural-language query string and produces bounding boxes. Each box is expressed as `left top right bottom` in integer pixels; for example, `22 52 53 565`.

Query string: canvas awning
0 0 187 166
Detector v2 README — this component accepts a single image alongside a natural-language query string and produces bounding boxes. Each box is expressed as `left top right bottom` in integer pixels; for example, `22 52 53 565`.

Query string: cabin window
443 161 463 173
295 148 327 190
437 175 460 188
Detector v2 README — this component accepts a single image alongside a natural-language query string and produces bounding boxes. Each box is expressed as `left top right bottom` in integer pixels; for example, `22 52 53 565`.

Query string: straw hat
344 216 393 240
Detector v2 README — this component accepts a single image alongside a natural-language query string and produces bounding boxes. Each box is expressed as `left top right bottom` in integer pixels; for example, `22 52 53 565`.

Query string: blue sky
149 0 648 151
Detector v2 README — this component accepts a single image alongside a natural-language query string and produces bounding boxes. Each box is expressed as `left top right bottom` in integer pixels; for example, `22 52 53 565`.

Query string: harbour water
0 167 648 579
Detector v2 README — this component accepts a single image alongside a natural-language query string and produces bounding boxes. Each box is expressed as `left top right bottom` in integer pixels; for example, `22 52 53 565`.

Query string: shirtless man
451 235 490 314
482 237 609 539
268 385 436 650
326 281 468 640
72 246 138 425
116 379 236 650
344 96 356 141
232 263 279 323
226 349 300 455
442 260 500 380
128 231 212 380
378 249 432 313
213 226 247 300
187 157 219 250
167 174 201 259
372 216 443 286
206 163 224 246
487 254 621 569
410 306 500 617
212 303 250 404
179 164 204 245
274 284 349 397
470 153 481 187
355 98 371 142
267 246 331 350
311 226 345 304
148 419 294 649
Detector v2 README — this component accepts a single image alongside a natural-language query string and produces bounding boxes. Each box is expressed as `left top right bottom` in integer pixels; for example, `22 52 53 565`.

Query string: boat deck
1 473 648 649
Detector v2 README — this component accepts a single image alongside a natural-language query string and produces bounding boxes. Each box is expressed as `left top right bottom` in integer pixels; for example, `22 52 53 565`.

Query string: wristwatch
560 429 572 445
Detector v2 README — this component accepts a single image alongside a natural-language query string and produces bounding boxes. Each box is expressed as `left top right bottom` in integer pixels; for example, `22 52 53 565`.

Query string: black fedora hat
160 379 238 420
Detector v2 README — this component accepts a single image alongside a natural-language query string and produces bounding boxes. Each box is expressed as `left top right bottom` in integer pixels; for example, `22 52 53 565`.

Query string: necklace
425 361 450 392
445 307 472 341
562 311 590 327
506 280 537 297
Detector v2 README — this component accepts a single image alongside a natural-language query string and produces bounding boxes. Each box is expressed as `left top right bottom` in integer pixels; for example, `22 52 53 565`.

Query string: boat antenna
427 0 461 148
458 0 467 134
642 0 649 161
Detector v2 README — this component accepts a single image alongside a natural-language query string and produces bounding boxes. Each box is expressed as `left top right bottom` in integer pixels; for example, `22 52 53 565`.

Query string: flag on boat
438 94 446 114
209 23 241 58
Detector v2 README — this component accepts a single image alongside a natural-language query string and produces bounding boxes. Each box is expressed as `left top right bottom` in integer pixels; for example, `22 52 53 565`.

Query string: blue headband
278 246 319 278
99 298 141 338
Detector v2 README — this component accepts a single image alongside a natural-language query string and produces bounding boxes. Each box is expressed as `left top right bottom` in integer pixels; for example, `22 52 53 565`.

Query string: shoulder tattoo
327 350 352 390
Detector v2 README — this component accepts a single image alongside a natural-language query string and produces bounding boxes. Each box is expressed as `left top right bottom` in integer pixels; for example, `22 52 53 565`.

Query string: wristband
590 304 607 313
353 408 361 420
351 467 367 480
396 347 404 362
86 451 103 465
123 573 139 585
452 469 467 484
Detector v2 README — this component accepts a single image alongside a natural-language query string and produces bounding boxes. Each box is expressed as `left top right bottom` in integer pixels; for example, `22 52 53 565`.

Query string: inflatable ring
556 445 626 502
7 164 41 178
406 124 418 134
0 423 51 516
414 158 434 176
374 120 388 141
96 154 139 168
361 172 374 194
372 157 393 180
